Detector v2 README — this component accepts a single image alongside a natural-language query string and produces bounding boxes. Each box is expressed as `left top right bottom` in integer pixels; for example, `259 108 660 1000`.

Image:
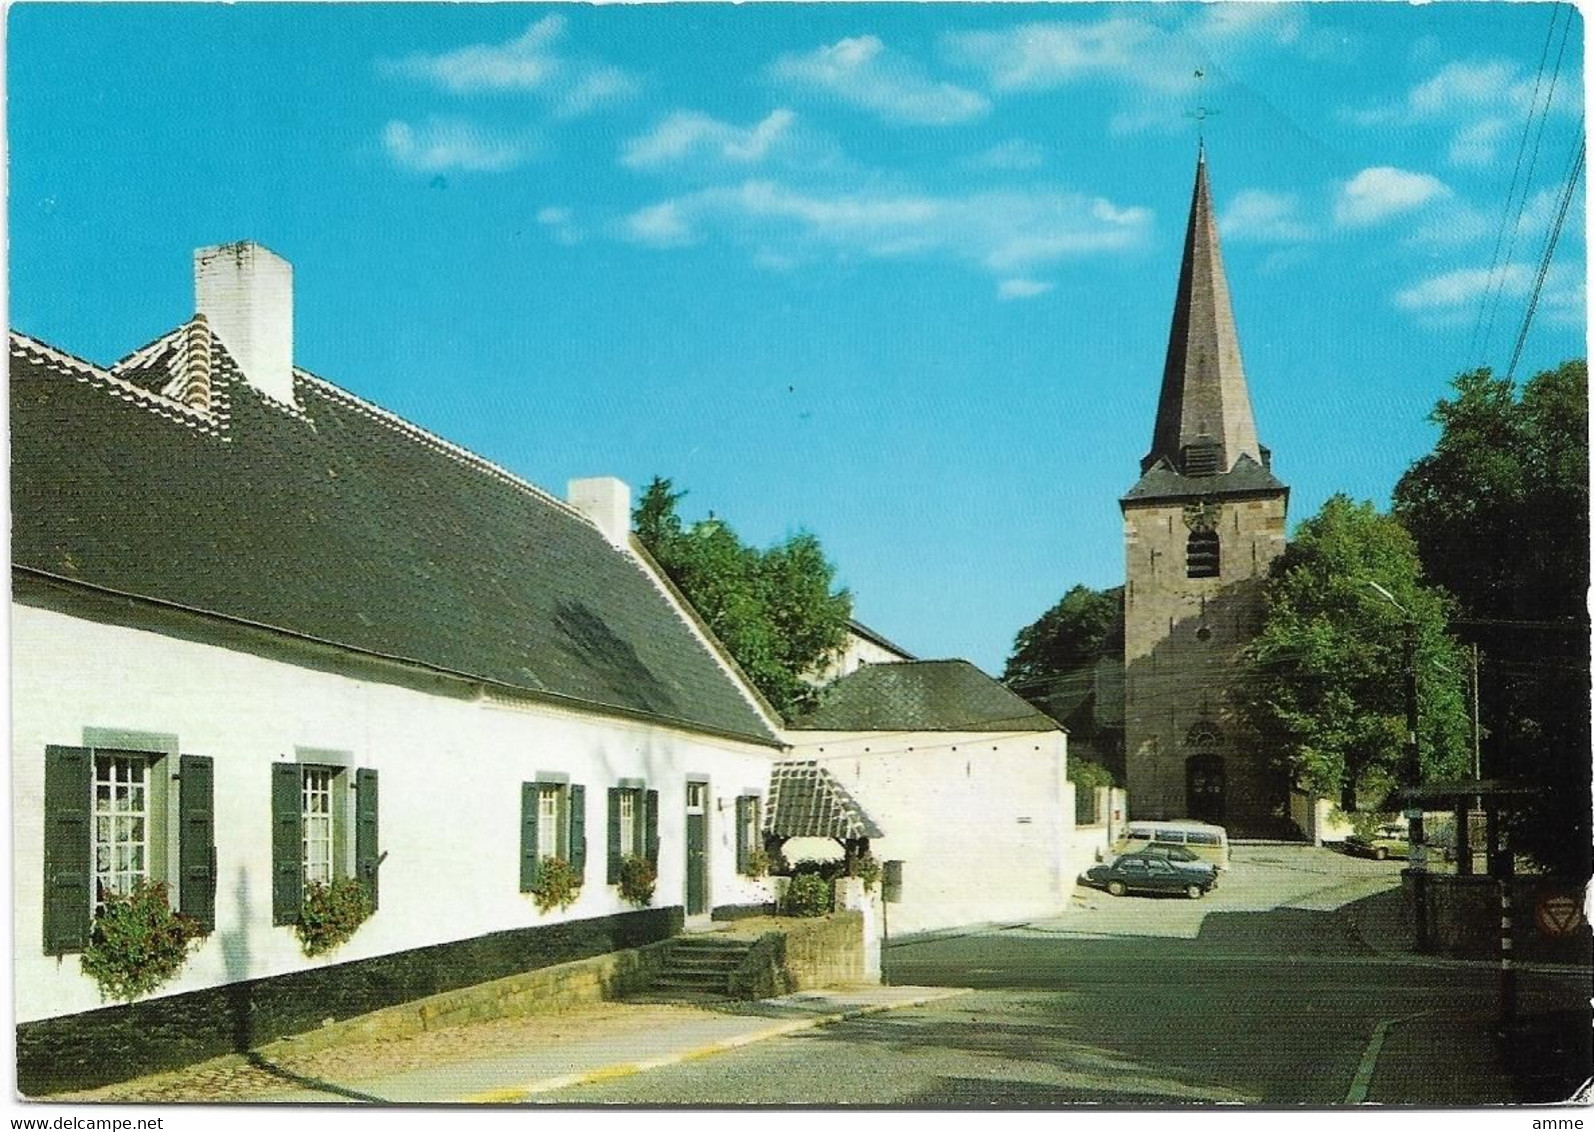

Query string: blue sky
9 3 1587 676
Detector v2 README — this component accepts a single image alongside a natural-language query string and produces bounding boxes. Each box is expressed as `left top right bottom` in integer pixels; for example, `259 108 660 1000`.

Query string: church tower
1120 148 1289 834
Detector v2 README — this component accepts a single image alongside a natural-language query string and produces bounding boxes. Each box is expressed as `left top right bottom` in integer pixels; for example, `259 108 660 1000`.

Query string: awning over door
764 760 884 841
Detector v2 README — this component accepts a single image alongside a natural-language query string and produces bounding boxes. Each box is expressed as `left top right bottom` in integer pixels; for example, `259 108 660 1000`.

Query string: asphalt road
544 845 1589 1106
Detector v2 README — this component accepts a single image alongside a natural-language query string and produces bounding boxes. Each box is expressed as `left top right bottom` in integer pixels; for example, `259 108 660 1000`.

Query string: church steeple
1141 148 1263 477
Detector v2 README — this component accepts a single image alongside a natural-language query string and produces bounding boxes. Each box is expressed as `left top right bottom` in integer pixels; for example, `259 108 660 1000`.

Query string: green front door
686 781 708 916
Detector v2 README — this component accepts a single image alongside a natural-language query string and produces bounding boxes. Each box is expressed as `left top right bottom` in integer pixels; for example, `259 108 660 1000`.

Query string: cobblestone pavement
51 1001 732 1104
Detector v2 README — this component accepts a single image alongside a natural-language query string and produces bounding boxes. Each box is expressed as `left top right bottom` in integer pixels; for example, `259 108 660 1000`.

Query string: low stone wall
20 905 683 1096
726 912 867 998
279 939 677 1053
1405 872 1592 963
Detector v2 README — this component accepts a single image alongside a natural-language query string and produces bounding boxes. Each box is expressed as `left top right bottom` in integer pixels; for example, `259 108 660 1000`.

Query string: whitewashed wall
804 630 913 686
13 602 779 1023
784 729 1073 935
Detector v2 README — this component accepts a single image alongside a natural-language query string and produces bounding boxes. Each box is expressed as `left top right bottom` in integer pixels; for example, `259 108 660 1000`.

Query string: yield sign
1535 893 1585 937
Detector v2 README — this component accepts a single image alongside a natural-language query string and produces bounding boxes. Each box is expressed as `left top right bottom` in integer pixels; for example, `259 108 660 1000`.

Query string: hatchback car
1121 842 1205 866
1082 853 1217 899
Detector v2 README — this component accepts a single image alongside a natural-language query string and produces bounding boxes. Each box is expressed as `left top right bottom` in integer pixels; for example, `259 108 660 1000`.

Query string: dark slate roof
846 618 913 659
790 659 1059 733
1121 452 1288 504
764 761 883 840
10 328 780 746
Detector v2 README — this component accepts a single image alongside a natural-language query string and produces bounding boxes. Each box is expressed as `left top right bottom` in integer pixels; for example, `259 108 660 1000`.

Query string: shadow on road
781 1008 1260 1105
883 898 1591 1105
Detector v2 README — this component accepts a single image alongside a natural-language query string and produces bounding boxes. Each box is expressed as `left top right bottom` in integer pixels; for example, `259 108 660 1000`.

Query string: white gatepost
835 877 882 984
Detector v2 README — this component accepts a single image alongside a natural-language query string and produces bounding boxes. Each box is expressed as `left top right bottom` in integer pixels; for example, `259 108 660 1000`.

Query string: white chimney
194 242 295 406
568 477 632 548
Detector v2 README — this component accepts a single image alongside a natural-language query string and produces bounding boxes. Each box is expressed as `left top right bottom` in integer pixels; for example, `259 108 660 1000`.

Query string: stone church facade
1121 149 1290 835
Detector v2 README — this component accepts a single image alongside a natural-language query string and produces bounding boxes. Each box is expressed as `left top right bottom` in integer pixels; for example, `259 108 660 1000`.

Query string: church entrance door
1186 754 1226 825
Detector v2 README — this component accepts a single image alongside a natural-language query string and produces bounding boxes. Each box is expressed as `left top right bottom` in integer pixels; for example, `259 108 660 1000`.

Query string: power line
1505 130 1585 382
1469 3 1570 369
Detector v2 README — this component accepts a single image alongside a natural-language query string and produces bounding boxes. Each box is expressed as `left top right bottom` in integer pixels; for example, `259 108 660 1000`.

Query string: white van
1115 820 1231 870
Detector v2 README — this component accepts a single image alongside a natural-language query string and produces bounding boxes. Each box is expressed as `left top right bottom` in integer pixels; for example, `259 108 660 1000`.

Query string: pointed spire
1141 149 1262 476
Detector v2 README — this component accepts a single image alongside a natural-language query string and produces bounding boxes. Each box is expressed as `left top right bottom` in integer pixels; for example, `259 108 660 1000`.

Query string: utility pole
1368 580 1429 950
1402 616 1431 951
1471 642 1482 780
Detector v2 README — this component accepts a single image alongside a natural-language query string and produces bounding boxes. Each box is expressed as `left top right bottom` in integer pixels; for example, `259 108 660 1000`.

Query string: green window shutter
606 788 622 883
178 755 216 933
734 797 747 875
569 784 587 879
644 789 660 868
520 782 541 893
43 745 93 955
355 768 380 909
271 762 303 925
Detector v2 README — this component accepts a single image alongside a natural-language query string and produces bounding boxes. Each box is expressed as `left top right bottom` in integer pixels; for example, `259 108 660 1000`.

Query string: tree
633 477 851 720
1239 495 1472 806
1393 361 1590 876
1002 585 1123 694
1002 584 1124 779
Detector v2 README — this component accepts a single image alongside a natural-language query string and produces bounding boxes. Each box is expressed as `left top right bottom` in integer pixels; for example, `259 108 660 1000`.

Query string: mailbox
882 859 904 904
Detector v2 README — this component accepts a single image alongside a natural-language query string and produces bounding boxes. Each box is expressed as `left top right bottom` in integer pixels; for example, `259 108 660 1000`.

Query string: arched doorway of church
1184 723 1226 824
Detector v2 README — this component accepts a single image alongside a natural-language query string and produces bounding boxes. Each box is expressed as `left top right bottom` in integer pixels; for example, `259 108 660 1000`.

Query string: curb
461 988 973 1103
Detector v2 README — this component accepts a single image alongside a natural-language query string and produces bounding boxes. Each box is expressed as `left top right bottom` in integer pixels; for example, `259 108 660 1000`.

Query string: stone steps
651 937 753 996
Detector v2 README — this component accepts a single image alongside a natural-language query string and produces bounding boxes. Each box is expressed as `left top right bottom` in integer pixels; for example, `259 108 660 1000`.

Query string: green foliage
1003 585 1123 695
532 856 582 914
1239 495 1472 803
848 852 882 892
633 477 852 720
296 877 375 958
744 847 772 879
1002 586 1124 770
79 880 202 1002
781 871 833 917
617 854 656 907
1393 361 1590 877
1068 759 1116 790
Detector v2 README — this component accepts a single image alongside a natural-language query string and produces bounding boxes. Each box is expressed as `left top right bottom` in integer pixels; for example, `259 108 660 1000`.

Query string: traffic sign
1535 893 1585 937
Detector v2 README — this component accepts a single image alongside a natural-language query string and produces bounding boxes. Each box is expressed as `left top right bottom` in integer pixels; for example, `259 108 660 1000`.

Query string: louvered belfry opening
1181 438 1222 477
1186 529 1220 578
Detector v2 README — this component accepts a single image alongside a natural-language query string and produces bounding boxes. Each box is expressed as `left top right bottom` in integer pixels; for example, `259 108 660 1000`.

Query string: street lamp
1365 580 1430 952
1364 582 1424 848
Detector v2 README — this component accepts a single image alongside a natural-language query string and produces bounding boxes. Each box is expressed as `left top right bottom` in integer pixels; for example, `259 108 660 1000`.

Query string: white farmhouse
12 242 784 1093
784 659 1076 935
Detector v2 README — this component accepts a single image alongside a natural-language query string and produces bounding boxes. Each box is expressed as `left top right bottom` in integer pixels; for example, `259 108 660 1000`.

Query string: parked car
1082 853 1217 899
1114 819 1231 869
1346 824 1453 862
1118 843 1206 867
1345 823 1410 860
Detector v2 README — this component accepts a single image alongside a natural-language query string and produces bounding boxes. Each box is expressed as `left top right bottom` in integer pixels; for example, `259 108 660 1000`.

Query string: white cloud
770 36 989 125
946 19 1156 92
1406 200 1493 247
624 201 696 248
969 139 1046 171
1395 264 1531 311
1335 167 1449 227
1448 117 1510 168
1344 58 1581 169
622 110 797 170
381 117 532 173
536 205 583 245
1222 190 1313 243
381 16 638 115
1390 261 1582 328
619 179 1152 279
997 278 1054 301
1409 60 1534 118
